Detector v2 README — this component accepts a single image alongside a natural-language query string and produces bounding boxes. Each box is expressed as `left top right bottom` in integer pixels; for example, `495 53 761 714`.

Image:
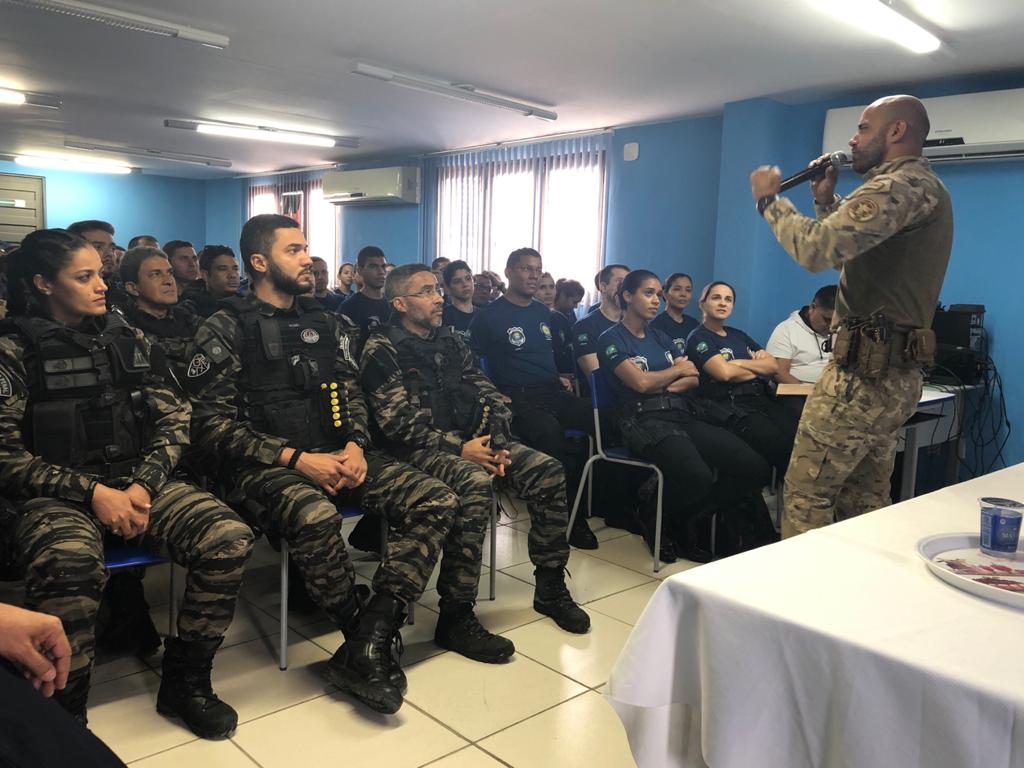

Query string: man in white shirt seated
767 285 836 385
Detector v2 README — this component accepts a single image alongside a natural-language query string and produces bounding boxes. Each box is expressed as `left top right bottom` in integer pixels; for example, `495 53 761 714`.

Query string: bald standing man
749 94 953 538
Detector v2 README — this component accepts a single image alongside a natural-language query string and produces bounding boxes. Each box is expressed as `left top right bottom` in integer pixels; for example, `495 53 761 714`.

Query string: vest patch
187 353 211 378
0 371 12 398
301 328 320 344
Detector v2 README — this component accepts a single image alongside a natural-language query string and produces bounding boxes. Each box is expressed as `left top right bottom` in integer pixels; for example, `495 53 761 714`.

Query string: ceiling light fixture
811 0 941 54
352 62 558 121
14 152 133 174
1 0 230 48
164 119 358 149
0 87 62 109
65 139 231 168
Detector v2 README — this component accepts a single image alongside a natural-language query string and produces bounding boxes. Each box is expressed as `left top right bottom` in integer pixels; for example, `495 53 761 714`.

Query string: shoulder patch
187 353 211 378
605 344 618 356
0 371 12 398
846 197 879 223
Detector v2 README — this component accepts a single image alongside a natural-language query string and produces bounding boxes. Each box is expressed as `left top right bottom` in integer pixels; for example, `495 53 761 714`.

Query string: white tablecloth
607 464 1024 768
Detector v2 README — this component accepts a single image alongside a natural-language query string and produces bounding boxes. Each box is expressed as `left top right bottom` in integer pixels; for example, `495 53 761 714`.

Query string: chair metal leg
279 542 289 671
567 455 601 540
586 437 595 516
168 563 177 637
489 496 498 600
653 468 664 574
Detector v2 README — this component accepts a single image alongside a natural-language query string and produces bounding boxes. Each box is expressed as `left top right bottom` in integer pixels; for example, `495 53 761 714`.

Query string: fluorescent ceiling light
0 87 61 109
164 119 358 149
1 0 229 48
352 62 558 121
65 139 231 168
811 0 941 54
14 153 132 174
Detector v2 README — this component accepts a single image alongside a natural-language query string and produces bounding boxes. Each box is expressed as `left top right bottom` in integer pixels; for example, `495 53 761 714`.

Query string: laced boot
533 566 590 634
434 599 514 663
157 636 237 739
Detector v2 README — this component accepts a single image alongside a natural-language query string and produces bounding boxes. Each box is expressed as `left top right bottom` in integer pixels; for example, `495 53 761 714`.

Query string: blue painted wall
203 178 245 250
605 116 722 297
0 160 206 246
336 158 424 266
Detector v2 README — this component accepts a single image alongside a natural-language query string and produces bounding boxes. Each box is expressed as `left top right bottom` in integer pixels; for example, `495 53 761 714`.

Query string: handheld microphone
778 152 849 192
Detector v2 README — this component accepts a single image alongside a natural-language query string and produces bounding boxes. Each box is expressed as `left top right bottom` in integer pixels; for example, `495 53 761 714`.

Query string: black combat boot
55 670 91 726
323 592 404 714
334 584 406 695
157 636 237 739
533 566 591 634
568 514 599 550
434 599 515 663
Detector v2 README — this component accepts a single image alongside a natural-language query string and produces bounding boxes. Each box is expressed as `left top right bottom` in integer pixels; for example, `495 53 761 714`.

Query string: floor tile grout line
122 734 199 765
227 735 269 768
467 687 594 746
399 697 477 752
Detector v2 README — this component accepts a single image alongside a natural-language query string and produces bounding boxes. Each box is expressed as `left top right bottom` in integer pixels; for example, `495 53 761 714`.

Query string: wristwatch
756 194 778 217
349 432 370 450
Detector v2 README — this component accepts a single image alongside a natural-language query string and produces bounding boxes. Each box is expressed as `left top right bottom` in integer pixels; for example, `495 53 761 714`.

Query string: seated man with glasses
361 264 590 649
469 248 598 551
766 285 837 418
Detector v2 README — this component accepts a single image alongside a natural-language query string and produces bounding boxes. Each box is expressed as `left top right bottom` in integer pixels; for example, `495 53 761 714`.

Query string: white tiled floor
86 514 691 767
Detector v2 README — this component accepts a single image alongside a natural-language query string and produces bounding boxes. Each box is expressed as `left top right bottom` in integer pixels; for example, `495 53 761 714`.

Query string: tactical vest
222 296 346 451
385 324 491 438
9 313 151 477
126 306 197 386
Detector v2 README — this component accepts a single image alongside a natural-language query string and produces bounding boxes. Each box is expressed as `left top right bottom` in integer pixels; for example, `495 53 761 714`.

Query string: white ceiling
1 0 1023 178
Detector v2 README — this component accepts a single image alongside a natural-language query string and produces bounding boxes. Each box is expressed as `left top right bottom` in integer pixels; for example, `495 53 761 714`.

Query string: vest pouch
832 326 854 369
289 355 320 392
108 337 149 387
31 400 89 468
259 400 316 450
855 332 890 380
905 329 936 366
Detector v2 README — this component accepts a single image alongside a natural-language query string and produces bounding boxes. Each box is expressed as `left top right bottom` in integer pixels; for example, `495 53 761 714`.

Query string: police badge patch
0 371 12 398
187 353 211 378
540 322 552 341
507 327 526 347
301 328 320 344
630 355 649 372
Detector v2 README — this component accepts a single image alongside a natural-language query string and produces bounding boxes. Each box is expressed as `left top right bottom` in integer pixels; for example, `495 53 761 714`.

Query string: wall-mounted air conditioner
322 166 420 205
823 88 1024 163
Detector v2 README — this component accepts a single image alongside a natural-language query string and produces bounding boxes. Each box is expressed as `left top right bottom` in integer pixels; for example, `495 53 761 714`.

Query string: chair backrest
478 355 493 381
105 546 167 571
588 369 619 454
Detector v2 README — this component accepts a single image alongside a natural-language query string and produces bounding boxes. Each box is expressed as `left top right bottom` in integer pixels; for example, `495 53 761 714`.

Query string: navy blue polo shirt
686 324 763 392
469 297 559 389
548 309 574 374
650 311 700 352
442 303 475 343
340 291 391 334
597 323 684 406
572 308 617 362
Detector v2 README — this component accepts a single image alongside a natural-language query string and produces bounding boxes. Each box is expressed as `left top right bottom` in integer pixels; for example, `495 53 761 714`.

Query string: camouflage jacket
361 325 512 456
0 321 190 504
764 155 953 328
188 293 369 465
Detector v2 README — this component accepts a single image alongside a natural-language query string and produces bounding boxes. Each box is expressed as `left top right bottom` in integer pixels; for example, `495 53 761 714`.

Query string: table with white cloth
606 464 1024 768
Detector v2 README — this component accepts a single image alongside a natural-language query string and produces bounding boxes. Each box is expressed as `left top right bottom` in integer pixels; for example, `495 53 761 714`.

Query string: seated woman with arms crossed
597 271 775 562
686 281 799 480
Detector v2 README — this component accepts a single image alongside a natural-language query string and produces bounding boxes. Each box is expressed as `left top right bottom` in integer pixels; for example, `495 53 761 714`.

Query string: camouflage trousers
13 479 254 714
783 361 923 538
228 450 457 612
407 441 570 604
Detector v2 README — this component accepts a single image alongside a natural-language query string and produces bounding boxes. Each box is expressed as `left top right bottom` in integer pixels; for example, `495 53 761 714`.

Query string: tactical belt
629 395 691 416
502 382 561 396
706 379 765 401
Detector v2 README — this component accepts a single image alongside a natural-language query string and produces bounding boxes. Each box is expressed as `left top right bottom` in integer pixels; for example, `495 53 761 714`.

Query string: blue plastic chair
566 371 667 573
104 546 176 636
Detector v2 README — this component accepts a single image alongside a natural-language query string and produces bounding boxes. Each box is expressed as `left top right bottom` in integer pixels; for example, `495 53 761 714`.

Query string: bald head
869 94 930 148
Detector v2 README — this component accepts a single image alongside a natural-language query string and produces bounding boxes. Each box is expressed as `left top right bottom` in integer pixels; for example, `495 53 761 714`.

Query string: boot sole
434 636 515 664
323 664 403 715
156 701 237 740
533 602 591 635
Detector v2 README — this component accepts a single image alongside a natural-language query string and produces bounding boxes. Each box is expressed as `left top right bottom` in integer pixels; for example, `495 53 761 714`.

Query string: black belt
629 395 692 416
502 383 561 396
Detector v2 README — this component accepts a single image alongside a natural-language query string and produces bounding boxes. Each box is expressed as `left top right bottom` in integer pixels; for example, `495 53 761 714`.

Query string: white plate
917 533 1024 610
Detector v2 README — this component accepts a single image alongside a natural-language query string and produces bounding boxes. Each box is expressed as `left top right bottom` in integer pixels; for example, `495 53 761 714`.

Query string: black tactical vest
385 324 490 438
222 296 346 451
11 313 151 477
126 306 197 386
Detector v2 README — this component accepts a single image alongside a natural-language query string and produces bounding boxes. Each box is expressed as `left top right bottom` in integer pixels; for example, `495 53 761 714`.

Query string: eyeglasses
400 285 444 299
515 265 543 276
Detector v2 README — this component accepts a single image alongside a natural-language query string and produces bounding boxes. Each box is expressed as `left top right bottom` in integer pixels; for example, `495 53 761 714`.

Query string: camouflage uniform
0 314 253 716
188 294 457 618
763 155 954 536
361 325 570 603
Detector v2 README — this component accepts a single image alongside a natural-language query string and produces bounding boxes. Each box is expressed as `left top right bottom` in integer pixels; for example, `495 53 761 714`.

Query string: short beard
267 258 309 296
852 132 886 173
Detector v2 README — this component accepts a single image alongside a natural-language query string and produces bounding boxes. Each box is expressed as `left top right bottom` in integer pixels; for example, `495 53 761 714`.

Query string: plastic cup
979 497 1024 558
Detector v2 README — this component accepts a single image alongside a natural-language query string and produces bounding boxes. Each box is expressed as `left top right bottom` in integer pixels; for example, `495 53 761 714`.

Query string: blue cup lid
980 496 1024 508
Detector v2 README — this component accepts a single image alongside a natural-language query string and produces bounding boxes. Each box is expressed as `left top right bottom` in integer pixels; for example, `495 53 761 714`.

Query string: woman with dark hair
687 281 799 478
536 272 556 309
0 229 253 737
597 270 775 562
554 278 585 322
650 272 699 348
